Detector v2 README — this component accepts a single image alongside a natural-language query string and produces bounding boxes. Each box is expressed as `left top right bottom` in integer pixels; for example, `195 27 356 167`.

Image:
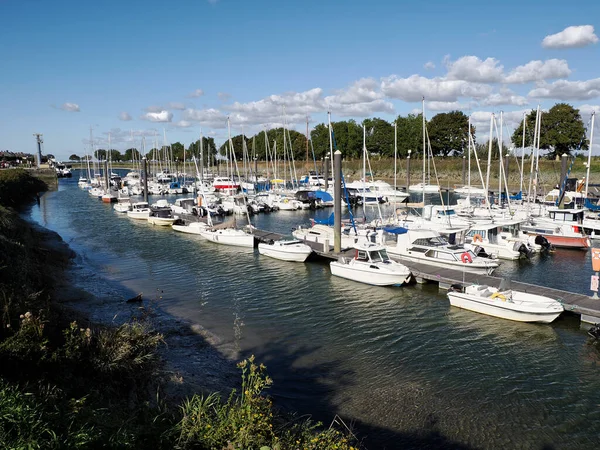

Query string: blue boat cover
383 226 409 234
585 199 600 211
510 191 522 201
314 212 335 225
314 190 333 201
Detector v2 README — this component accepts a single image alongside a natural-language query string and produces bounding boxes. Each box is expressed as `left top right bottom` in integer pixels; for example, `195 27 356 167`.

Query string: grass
0 170 359 449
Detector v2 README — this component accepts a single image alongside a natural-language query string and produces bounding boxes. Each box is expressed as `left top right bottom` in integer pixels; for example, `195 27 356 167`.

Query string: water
29 173 600 449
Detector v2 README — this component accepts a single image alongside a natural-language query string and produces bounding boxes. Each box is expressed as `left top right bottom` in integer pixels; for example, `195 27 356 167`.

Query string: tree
68 154 81 161
188 137 217 166
476 139 509 160
428 111 471 157
309 121 362 160
362 118 394 157
511 103 587 158
124 148 141 161
395 113 422 158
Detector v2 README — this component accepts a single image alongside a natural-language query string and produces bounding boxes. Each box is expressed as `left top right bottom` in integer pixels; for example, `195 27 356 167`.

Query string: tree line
69 103 588 163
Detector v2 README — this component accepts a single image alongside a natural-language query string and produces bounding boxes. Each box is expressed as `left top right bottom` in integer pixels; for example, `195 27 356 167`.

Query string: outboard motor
448 283 464 293
588 323 600 340
517 243 534 259
534 235 554 252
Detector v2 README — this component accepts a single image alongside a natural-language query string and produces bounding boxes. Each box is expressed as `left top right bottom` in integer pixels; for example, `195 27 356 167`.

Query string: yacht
385 228 499 275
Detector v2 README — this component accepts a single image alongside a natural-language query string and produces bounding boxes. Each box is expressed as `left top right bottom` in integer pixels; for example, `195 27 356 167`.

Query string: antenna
33 133 43 168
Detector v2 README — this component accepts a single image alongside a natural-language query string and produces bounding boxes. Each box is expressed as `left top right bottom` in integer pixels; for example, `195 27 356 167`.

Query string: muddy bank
37 219 241 401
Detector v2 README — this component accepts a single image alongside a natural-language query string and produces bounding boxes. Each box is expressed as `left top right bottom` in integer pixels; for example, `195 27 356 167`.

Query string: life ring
461 252 472 263
490 292 506 301
473 234 483 243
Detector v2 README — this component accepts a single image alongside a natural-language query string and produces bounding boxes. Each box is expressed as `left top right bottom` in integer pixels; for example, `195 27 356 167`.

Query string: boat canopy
383 226 409 235
585 198 600 211
314 190 333 202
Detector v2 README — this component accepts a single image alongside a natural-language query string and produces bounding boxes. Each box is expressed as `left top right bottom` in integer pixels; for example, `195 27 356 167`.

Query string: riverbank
0 170 359 449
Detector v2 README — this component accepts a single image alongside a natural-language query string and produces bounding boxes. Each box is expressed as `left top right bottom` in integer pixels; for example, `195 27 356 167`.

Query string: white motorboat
385 228 499 275
463 221 536 260
198 227 255 248
330 242 412 286
447 281 564 323
520 208 591 249
258 239 312 262
126 202 151 220
171 219 210 234
408 182 440 193
147 207 176 226
113 201 132 213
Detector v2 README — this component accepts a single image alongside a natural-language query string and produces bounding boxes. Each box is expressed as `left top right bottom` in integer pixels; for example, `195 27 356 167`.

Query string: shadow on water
244 339 479 450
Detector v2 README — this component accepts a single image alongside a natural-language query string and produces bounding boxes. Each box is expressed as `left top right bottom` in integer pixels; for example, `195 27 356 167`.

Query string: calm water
29 172 600 450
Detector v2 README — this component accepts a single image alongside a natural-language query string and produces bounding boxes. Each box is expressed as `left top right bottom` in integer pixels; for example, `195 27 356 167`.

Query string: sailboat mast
485 114 494 203
467 116 471 192
422 98 426 205
499 111 503 198
520 112 526 195
585 112 595 200
394 120 397 214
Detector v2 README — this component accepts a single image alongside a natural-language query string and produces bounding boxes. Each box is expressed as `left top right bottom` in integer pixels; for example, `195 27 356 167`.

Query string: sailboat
197 120 255 248
408 99 441 194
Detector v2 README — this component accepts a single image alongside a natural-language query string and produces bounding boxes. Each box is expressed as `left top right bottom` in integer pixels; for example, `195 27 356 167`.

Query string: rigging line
331 127 357 234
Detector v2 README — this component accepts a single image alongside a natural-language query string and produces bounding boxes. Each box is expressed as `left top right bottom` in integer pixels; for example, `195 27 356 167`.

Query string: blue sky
1 0 599 159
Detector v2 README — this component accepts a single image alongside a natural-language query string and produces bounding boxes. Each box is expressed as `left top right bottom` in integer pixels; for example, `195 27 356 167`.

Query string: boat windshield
368 249 390 263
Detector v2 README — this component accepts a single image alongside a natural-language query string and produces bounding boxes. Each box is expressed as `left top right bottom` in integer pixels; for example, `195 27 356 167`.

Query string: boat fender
473 234 483 243
461 252 473 263
490 292 506 301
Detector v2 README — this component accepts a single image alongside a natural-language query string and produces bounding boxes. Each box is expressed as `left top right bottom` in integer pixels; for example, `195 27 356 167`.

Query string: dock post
142 157 148 203
104 160 109 190
334 151 342 253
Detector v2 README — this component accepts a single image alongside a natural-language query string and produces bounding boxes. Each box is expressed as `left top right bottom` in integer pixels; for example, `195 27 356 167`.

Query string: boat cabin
355 246 391 263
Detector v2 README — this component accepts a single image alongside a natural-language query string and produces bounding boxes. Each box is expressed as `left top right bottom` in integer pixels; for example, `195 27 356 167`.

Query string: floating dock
253 228 600 324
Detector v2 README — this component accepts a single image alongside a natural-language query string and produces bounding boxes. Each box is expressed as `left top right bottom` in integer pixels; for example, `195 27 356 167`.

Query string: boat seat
480 288 493 297
476 285 489 291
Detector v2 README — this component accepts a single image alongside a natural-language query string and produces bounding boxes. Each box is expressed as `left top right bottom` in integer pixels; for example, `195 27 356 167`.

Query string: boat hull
147 217 176 226
330 261 411 286
258 243 312 262
543 234 591 249
386 249 497 275
447 292 562 323
199 229 255 248
127 210 150 220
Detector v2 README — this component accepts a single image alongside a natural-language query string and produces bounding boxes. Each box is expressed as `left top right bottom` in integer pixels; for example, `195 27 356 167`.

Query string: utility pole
33 133 43 168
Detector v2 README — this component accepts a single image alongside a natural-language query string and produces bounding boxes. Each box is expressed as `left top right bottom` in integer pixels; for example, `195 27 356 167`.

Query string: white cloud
542 25 599 49
60 102 80 112
326 78 382 104
424 61 435 70
481 88 528 106
505 59 571 84
528 78 600 100
188 89 204 98
173 120 194 128
427 101 472 111
468 109 529 143
140 110 173 122
119 112 132 121
576 104 600 117
381 74 492 102
446 56 504 82
145 105 164 113
218 92 231 101
181 108 228 128
168 102 186 110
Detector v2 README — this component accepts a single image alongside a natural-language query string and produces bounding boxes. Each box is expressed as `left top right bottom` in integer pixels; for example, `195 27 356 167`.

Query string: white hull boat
172 221 210 234
447 282 563 323
126 202 151 220
330 243 412 286
408 183 440 193
258 239 312 262
199 227 255 248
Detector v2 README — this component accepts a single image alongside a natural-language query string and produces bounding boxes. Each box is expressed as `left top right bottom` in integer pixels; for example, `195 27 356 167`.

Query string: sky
1 0 600 160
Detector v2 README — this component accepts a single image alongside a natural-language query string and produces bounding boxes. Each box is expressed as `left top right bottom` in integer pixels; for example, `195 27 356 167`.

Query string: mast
422 98 426 205
585 112 595 201
520 112 526 195
467 115 471 194
306 116 309 169
394 120 397 215
485 114 494 203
